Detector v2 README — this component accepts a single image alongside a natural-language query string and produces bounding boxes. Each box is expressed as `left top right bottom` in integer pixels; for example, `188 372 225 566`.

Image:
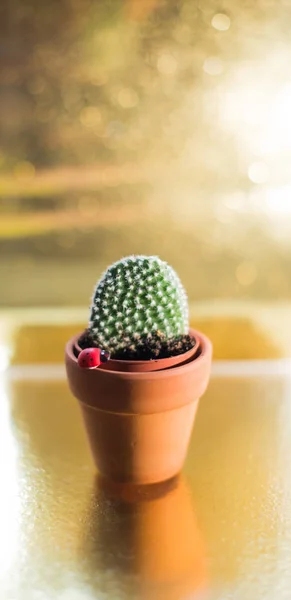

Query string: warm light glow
248 162 269 184
214 60 291 220
266 186 291 215
220 69 291 155
211 13 231 31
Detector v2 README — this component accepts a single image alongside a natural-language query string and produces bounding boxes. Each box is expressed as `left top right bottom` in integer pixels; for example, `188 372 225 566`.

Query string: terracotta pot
74 334 200 372
65 328 212 484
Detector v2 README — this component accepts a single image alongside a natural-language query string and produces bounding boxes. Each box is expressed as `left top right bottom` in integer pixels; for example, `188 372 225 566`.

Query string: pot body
80 400 199 483
65 329 212 484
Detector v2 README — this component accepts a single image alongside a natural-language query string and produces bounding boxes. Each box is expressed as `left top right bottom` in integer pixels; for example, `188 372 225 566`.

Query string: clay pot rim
66 328 211 380
74 332 200 373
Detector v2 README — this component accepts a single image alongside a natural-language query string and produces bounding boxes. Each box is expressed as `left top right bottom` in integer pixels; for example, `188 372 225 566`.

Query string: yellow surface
0 309 290 597
1 303 290 365
1 369 291 599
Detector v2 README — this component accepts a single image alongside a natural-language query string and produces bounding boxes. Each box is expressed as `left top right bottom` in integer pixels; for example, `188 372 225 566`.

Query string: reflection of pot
83 476 207 600
65 329 212 484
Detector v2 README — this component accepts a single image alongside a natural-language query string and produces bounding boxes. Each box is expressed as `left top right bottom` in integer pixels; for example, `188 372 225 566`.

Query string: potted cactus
65 255 212 484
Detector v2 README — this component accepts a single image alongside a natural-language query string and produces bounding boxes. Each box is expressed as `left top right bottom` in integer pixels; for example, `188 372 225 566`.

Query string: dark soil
78 329 196 360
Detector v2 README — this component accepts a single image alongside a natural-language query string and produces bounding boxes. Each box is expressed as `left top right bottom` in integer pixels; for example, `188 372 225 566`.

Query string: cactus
86 255 193 359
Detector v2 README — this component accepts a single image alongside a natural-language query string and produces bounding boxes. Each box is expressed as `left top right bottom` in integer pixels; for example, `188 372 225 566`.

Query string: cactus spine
89 255 189 356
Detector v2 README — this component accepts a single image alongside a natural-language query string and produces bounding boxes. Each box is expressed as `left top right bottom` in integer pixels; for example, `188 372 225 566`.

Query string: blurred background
2 6 291 599
1 0 291 313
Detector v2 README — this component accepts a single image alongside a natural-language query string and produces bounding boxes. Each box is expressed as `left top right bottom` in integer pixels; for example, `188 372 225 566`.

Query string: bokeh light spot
117 88 138 108
211 14 231 31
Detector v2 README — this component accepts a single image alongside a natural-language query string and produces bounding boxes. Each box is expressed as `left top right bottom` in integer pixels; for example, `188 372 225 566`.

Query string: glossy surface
1 366 291 599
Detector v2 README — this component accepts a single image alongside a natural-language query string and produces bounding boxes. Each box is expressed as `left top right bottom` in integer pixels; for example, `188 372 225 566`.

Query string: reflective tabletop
1 342 291 599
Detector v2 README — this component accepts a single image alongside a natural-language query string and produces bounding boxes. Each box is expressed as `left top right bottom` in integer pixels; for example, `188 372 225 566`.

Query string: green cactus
87 255 191 358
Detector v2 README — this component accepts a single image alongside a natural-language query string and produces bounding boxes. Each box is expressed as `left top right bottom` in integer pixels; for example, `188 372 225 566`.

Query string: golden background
1 0 291 307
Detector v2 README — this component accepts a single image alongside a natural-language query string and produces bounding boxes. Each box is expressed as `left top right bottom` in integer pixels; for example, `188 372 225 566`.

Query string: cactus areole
80 255 196 360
